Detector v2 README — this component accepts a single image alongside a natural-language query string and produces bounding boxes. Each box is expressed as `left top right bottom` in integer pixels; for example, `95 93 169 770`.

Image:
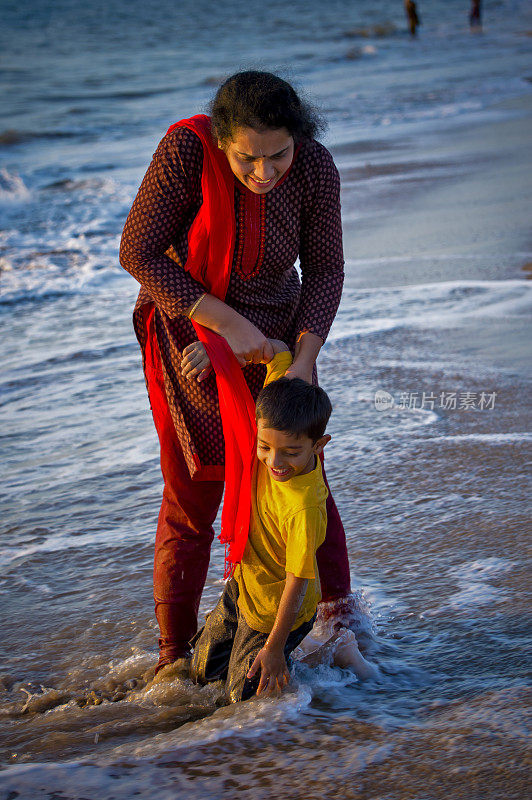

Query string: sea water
0 0 531 796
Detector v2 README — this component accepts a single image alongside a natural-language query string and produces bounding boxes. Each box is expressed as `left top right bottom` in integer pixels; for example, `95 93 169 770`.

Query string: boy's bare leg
300 628 379 681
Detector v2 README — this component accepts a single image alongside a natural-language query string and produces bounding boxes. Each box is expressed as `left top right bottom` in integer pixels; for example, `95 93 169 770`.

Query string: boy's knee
189 646 212 685
227 674 259 704
190 634 234 685
226 654 260 703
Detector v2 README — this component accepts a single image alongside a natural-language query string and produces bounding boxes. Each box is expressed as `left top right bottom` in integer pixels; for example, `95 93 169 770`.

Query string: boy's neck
306 453 317 474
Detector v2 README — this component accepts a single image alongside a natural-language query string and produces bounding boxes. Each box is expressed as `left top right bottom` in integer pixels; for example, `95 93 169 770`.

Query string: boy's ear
313 434 331 454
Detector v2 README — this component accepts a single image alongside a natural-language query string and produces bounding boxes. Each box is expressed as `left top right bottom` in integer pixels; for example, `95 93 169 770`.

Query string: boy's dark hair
209 70 325 144
255 377 332 443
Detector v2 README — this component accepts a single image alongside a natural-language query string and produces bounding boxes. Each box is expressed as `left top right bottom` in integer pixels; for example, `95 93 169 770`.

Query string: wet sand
340 93 532 285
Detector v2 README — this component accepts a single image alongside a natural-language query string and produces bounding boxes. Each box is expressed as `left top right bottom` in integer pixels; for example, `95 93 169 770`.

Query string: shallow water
1 0 531 796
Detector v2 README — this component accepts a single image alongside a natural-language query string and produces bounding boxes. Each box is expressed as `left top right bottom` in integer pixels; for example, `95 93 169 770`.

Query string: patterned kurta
119 125 344 481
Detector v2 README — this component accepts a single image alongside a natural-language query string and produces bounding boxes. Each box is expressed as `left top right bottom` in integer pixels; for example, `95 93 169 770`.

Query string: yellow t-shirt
234 350 329 633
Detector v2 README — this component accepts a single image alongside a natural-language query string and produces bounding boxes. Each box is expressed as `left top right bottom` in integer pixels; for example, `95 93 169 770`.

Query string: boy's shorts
189 577 316 703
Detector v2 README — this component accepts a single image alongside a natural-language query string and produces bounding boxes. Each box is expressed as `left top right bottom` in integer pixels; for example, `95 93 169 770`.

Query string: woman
120 71 356 675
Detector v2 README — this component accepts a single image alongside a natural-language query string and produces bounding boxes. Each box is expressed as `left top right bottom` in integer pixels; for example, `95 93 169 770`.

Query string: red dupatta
166 114 257 577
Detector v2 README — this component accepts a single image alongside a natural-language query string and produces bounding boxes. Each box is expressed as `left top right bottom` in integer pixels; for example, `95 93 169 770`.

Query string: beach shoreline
329 90 532 377
338 90 532 290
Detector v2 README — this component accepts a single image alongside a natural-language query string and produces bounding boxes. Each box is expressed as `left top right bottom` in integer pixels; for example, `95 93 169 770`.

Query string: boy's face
256 419 331 483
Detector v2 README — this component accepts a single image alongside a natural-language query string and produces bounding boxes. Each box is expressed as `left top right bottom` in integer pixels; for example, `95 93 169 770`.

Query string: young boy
183 338 373 702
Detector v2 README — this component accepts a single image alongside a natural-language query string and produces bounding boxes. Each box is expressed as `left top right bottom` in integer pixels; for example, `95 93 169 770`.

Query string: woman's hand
284 361 314 384
283 330 323 384
189 293 274 367
219 315 275 367
181 341 213 382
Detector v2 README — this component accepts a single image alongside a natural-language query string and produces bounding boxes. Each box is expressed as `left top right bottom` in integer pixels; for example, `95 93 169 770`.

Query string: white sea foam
450 557 518 582
0 741 397 800
445 582 509 610
0 527 150 569
428 432 532 443
427 557 517 615
0 168 31 201
107 682 313 760
353 392 440 429
327 278 532 341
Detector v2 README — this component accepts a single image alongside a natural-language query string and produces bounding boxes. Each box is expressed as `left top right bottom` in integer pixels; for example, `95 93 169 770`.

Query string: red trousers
143 309 351 668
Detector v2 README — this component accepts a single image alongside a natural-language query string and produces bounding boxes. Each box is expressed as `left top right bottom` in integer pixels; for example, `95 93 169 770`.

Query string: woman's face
220 126 295 194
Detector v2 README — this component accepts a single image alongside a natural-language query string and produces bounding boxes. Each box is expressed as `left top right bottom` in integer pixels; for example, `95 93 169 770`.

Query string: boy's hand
247 646 290 696
181 341 212 382
267 338 290 357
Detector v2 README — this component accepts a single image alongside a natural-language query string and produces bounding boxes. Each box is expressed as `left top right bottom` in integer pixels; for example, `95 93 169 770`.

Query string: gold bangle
187 293 206 320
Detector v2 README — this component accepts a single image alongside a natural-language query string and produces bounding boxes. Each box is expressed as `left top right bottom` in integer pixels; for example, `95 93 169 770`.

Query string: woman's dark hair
209 71 325 144
255 377 332 444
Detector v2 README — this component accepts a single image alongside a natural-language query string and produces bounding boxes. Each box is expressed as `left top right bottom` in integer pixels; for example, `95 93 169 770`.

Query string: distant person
404 0 421 37
469 0 482 30
119 70 358 676
186 339 376 701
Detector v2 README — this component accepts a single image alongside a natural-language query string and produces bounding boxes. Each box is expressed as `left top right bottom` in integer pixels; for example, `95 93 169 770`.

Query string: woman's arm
290 142 345 380
119 128 208 318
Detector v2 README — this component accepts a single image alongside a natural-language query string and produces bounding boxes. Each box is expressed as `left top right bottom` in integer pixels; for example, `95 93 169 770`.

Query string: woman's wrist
187 292 207 320
293 330 323 367
188 292 244 334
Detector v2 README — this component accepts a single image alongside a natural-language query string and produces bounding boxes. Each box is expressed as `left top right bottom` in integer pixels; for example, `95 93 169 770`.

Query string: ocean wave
426 557 517 616
0 129 80 146
327 277 532 340
451 557 518 581
41 86 178 103
0 168 31 200
0 264 135 311
341 22 398 39
115 683 313 760
0 526 146 569
340 157 464 183
42 177 118 192
428 432 532 443
0 170 129 305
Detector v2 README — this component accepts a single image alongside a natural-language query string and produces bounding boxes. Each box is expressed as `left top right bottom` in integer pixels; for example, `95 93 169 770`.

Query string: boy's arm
247 572 308 695
247 506 324 694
